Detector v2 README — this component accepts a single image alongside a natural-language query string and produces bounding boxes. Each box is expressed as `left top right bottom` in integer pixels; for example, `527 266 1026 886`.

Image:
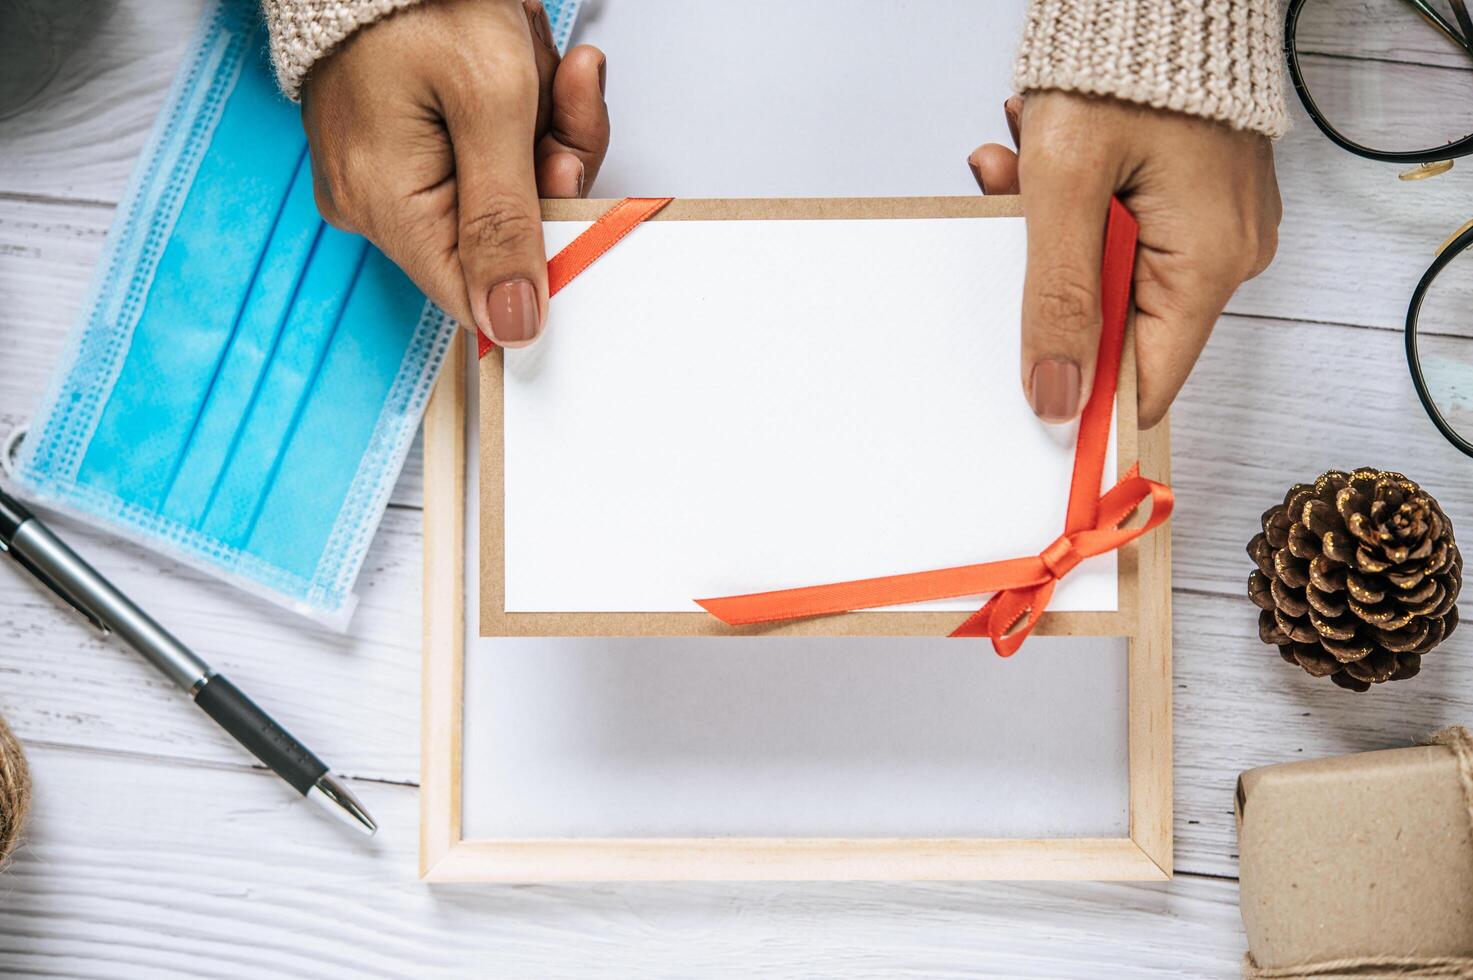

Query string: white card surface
501 216 1117 614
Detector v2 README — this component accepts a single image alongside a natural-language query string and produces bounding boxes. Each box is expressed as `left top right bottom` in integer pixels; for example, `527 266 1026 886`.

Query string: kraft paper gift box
1235 730 1473 973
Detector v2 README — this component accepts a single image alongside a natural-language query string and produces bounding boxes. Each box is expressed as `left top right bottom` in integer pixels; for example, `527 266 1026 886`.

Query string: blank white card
501 216 1117 614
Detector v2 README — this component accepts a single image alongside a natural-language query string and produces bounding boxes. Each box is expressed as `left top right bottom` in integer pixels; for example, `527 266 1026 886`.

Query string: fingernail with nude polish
597 56 607 96
487 279 541 346
1030 359 1081 423
531 3 555 48
969 157 987 194
1004 96 1023 148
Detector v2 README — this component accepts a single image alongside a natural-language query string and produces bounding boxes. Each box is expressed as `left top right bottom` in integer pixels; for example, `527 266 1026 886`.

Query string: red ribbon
477 197 674 358
490 196 1173 656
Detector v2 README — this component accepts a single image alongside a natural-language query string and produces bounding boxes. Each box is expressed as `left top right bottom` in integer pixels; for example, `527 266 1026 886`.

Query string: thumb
536 44 610 198
447 65 549 347
1019 165 1115 423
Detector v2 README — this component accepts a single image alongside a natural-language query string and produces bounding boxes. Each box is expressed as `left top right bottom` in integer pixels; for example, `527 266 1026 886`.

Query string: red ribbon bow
485 196 1174 656
946 468 1173 652
691 466 1171 656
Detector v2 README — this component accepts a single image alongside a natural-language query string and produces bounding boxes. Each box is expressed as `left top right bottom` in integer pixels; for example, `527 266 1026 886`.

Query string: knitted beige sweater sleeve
263 0 1288 138
1014 0 1288 138
262 0 426 101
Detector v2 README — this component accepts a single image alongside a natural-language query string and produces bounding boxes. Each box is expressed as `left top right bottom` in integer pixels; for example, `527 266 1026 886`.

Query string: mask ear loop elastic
1 426 26 481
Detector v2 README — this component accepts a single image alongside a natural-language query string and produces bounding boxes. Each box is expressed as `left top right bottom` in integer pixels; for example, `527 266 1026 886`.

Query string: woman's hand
969 92 1281 429
301 0 609 347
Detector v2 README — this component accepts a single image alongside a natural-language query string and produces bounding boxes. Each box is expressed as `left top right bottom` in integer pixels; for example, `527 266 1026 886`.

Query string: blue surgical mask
11 0 582 627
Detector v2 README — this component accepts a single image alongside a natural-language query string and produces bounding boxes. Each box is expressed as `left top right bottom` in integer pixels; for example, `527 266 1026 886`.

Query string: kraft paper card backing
478 196 1154 639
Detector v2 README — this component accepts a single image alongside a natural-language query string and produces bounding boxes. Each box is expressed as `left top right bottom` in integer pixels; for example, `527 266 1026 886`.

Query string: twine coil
1243 726 1473 980
0 709 29 869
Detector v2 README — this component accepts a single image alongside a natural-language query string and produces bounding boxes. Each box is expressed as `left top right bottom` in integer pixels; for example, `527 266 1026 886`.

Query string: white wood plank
0 746 1248 979
1171 588 1473 879
0 0 207 201
1227 94 1473 330
1293 3 1473 69
0 198 106 439
1170 311 1473 599
1165 312 1473 875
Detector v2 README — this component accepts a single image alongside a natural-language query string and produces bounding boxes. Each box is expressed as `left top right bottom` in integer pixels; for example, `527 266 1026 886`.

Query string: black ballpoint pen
0 485 375 835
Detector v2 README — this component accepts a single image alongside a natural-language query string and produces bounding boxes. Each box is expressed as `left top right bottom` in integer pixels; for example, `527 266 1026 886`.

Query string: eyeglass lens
1414 242 1473 441
1295 0 1473 155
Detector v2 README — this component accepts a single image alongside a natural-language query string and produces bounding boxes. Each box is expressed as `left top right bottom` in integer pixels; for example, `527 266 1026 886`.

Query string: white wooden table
2 2 1472 976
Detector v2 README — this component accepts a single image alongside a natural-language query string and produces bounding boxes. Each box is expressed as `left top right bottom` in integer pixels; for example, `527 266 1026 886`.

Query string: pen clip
7 542 110 635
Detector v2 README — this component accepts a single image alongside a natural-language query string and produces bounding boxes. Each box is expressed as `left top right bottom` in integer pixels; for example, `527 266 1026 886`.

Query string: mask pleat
197 217 325 532
74 49 307 513
199 231 369 547
244 248 432 579
161 147 317 526
235 239 376 553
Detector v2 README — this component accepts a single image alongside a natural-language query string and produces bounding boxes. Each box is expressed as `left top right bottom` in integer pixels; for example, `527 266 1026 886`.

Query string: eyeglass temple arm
1453 0 1473 47
1400 0 1473 57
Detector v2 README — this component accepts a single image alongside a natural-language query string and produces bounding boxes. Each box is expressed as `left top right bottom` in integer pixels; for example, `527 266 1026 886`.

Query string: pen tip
309 772 377 837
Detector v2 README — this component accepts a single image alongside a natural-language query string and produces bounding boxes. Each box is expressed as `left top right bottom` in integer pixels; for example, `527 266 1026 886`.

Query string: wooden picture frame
421 198 1172 882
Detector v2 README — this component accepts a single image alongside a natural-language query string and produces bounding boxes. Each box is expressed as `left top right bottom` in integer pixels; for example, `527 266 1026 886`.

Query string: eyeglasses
1285 0 1473 455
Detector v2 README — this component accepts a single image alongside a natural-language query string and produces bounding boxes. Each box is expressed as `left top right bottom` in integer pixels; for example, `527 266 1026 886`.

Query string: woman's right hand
301 0 610 347
970 93 1281 429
